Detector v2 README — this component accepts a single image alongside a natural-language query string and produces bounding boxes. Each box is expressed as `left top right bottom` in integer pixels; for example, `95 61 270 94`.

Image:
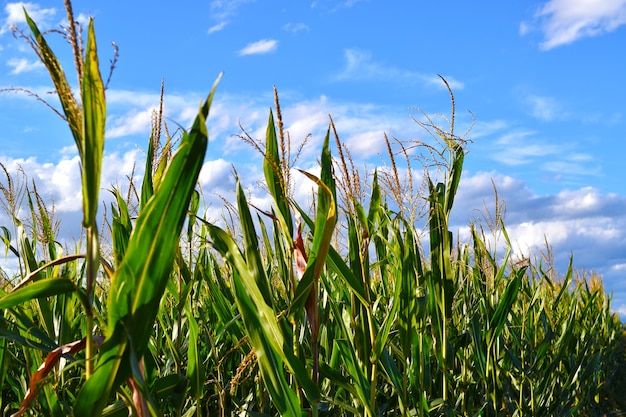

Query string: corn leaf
81 18 106 227
110 189 132 267
207 221 319 411
23 9 82 152
73 75 220 416
291 128 337 313
264 110 293 241
185 299 203 398
0 278 77 310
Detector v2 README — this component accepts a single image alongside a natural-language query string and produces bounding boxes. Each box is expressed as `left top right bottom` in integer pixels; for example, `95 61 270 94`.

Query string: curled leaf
12 336 105 417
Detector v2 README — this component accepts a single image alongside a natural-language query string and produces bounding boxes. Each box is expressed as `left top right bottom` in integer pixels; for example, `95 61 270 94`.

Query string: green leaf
23 9 82 151
0 226 19 258
263 110 293 241
73 74 221 416
335 339 374 416
206 201 319 403
232 270 303 416
81 18 106 227
488 267 524 345
141 131 156 208
291 128 337 313
0 278 77 310
293 203 369 307
367 170 382 228
185 300 203 398
373 258 402 361
110 189 132 267
236 182 274 307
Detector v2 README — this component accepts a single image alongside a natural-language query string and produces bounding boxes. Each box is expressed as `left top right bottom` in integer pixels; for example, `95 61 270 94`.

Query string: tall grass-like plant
0 2 623 416
0 2 221 415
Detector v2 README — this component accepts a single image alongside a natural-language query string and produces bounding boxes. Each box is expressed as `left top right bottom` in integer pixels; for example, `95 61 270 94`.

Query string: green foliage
0 3 624 417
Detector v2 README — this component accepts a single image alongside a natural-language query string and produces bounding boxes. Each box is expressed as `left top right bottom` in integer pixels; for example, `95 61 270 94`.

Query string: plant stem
85 224 98 378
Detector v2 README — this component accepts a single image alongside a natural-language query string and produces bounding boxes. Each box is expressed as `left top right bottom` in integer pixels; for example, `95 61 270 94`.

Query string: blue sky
1 1 626 317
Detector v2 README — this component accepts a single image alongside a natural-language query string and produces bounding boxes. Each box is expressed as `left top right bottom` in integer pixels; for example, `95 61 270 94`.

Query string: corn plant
0 1 221 415
0 1 624 416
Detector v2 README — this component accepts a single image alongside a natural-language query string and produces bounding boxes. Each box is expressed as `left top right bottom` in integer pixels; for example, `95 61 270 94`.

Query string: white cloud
104 89 206 139
74 13 90 27
237 39 278 56
3 83 626 320
479 122 598 178
106 89 203 111
612 263 626 271
491 130 561 165
208 21 228 34
525 94 563 121
321 0 369 13
419 74 465 91
335 49 391 81
342 0 368 7
613 305 626 321
208 0 254 32
281 97 331 151
522 0 626 50
283 22 309 33
107 108 155 138
100 150 144 191
6 57 44 74
449 170 626 315
199 158 235 191
0 151 141 216
1 2 56 34
271 94 413 161
334 49 464 90
344 130 387 159
210 0 255 21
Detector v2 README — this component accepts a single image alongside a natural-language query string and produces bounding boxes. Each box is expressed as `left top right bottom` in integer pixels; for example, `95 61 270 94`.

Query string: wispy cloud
210 0 255 20
480 122 599 181
208 0 255 32
1 2 56 34
208 21 227 34
342 0 368 7
525 94 563 121
521 0 626 50
7 57 44 74
238 39 278 56
491 130 561 165
313 0 369 13
335 49 379 79
283 22 309 33
334 49 464 89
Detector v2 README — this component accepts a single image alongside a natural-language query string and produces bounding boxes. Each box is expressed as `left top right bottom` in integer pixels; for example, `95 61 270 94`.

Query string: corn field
1 3 625 416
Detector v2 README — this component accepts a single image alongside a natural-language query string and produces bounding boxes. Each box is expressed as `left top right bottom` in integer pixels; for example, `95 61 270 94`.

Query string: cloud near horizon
2 81 625 319
2 150 625 317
